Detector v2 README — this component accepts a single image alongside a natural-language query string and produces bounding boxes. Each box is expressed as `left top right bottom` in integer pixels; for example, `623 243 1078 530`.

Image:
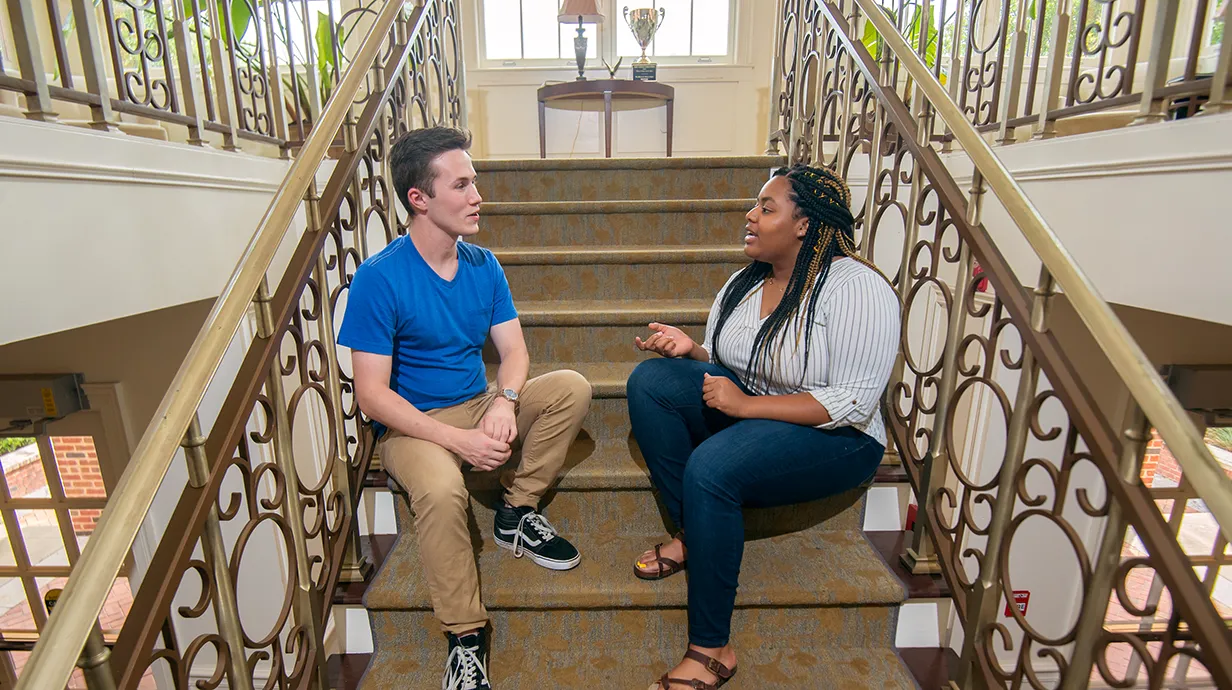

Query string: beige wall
461 0 773 158
0 299 214 453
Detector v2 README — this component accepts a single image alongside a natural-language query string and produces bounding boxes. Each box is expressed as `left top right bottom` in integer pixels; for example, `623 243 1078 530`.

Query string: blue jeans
627 357 885 647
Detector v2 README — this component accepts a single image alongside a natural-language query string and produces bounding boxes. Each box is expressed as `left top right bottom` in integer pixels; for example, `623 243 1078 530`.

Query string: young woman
627 164 901 689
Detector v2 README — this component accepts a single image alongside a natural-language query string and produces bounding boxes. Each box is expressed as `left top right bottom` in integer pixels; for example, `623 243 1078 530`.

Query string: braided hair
711 163 890 386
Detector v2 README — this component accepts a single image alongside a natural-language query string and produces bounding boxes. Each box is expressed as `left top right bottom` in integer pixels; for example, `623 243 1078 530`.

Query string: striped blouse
701 258 901 447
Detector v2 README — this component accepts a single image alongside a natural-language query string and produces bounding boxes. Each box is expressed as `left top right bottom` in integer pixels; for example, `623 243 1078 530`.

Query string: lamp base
574 21 587 81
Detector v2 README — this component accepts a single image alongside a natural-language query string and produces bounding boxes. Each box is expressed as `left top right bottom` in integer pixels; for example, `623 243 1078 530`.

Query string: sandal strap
658 675 718 690
683 650 735 680
639 544 683 575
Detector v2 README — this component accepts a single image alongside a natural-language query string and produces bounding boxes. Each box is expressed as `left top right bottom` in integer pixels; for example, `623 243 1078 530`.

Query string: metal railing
10 0 465 687
0 0 464 150
767 0 1231 686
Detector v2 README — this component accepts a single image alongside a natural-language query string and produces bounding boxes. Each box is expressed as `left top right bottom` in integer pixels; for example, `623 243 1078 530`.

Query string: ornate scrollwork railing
13 1 465 688
769 0 1232 687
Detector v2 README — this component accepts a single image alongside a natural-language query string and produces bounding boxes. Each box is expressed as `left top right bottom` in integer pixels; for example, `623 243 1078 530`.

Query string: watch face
503 388 519 401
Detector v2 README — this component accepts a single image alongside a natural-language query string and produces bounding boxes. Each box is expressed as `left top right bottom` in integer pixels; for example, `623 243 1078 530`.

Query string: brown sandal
634 532 686 581
654 649 737 689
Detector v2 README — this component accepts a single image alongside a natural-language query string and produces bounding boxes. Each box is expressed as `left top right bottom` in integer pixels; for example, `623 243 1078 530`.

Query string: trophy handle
623 6 630 25
658 7 665 26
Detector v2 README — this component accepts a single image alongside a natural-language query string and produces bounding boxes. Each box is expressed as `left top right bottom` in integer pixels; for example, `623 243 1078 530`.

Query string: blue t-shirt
338 236 517 418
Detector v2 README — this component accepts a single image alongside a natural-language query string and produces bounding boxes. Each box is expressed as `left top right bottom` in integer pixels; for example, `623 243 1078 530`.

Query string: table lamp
558 0 605 80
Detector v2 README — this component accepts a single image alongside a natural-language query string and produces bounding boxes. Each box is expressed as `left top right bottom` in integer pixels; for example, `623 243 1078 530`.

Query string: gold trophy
624 6 665 81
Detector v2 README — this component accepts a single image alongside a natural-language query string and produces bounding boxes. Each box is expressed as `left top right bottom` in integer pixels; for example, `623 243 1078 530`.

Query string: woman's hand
703 373 750 417
634 322 696 359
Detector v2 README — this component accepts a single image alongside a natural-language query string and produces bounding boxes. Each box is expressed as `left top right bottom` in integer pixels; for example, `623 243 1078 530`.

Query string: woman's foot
634 535 686 579
650 644 738 689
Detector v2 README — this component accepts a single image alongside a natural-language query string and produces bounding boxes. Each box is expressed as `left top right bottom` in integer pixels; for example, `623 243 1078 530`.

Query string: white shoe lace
443 642 489 690
511 511 559 559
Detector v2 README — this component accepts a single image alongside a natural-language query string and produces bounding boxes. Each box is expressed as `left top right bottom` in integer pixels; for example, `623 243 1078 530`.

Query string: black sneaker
444 629 491 690
493 504 581 570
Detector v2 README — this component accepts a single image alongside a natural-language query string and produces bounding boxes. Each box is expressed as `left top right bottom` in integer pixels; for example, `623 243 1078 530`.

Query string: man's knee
537 369 592 411
386 443 468 515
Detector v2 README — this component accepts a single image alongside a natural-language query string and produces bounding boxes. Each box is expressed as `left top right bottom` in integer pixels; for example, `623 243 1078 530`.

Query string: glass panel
50 436 107 499
0 578 37 630
484 0 523 59
522 0 561 59
558 22 599 60
691 0 729 55
617 7 645 57
1 438 45 498
652 0 691 56
14 510 69 568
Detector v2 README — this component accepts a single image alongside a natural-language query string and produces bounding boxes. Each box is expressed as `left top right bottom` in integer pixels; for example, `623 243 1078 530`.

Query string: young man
339 127 591 690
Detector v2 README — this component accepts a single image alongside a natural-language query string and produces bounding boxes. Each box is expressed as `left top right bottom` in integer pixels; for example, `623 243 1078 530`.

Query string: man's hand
634 322 696 358
702 373 750 417
480 398 518 445
448 428 512 472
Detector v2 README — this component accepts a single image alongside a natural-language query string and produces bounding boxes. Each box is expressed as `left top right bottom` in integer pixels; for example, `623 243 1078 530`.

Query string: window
484 0 598 61
478 0 733 65
615 0 731 59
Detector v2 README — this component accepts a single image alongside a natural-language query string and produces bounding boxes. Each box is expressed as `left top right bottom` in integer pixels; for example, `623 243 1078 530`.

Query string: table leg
604 91 612 158
666 98 673 157
539 100 547 159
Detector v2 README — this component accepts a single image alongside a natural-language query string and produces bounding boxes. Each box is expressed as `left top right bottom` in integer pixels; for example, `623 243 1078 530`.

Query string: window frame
473 0 739 70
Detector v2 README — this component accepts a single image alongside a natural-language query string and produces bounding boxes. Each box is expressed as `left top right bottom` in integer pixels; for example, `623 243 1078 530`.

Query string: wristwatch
499 388 520 406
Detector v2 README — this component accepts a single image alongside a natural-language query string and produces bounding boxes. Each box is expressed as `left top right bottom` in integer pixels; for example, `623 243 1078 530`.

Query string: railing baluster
1061 402 1148 690
7 0 59 121
254 273 330 690
180 414 254 690
767 1 787 155
261 0 289 146
1034 0 1071 139
312 221 372 585
207 0 239 149
1201 0 1231 115
69 0 120 130
956 265 1055 688
169 0 206 143
43 0 73 89
1133 0 1181 124
997 0 1031 144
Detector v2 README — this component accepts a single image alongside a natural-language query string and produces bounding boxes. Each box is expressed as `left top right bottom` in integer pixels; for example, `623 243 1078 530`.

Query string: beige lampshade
558 0 604 23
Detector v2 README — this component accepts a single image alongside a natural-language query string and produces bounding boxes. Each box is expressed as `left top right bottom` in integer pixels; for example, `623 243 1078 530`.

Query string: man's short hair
390 127 474 215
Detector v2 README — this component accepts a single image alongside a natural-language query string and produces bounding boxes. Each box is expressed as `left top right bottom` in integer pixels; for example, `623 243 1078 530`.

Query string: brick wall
1141 430 1232 488
2 453 45 498
49 437 106 534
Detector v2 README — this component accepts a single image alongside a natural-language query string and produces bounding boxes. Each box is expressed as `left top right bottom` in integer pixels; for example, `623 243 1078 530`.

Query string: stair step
489 361 639 399
362 611 915 688
493 245 747 265
330 647 942 690
515 298 711 326
475 155 782 203
502 258 745 301
475 201 751 247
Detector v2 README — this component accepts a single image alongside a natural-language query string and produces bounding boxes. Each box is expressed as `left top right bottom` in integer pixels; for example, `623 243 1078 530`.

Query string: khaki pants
380 369 591 634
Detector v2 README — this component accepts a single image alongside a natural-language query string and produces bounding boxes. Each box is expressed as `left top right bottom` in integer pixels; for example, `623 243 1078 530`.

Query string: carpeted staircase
356 156 920 688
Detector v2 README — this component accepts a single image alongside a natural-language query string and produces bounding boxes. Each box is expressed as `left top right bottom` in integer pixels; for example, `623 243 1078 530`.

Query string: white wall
0 117 290 346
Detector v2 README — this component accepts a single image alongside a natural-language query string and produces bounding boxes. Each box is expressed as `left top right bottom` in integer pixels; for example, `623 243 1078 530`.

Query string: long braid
712 164 893 386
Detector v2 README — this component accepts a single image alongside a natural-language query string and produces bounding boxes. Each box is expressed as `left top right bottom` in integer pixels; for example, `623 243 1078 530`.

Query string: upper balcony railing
0 0 466 151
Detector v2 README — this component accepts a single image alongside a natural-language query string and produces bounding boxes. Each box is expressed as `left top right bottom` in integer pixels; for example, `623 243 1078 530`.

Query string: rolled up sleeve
807 273 901 430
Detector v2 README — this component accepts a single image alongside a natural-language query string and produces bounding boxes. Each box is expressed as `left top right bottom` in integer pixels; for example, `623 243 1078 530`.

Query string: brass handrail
853 0 1232 541
13 2 418 688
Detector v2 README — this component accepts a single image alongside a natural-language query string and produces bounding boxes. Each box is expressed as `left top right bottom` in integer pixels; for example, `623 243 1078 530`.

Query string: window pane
559 22 599 60
484 0 523 59
617 7 646 58
522 0 560 59
692 0 730 55
646 0 687 56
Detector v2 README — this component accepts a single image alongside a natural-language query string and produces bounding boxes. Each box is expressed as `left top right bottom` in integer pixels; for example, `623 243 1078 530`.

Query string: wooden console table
537 79 674 158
